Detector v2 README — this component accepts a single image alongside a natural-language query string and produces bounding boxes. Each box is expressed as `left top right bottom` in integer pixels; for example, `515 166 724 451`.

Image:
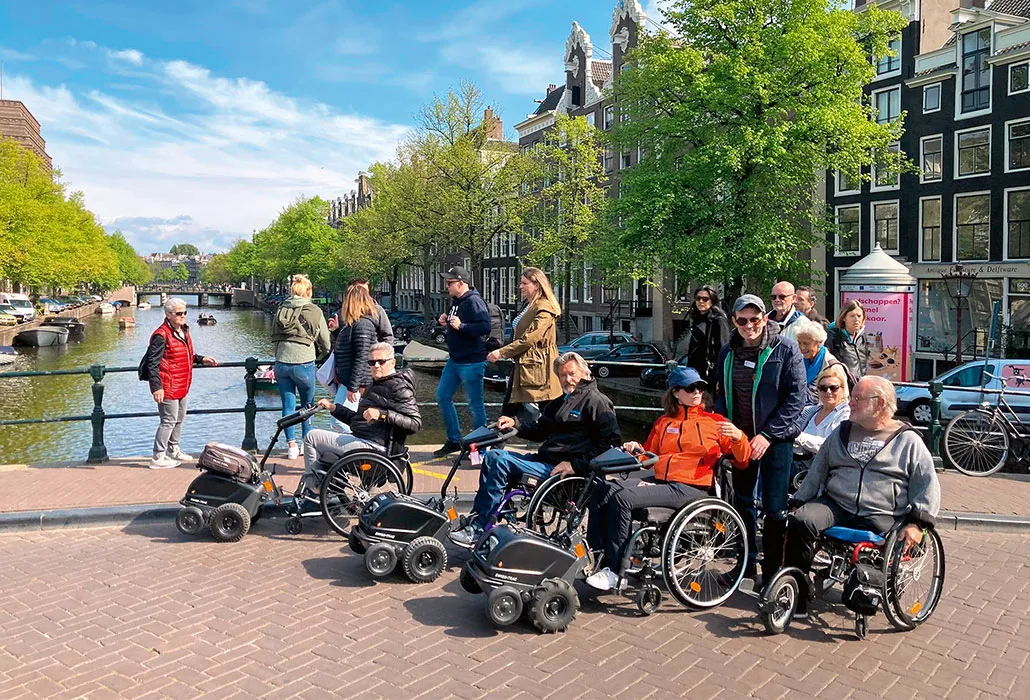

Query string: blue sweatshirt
445 289 491 364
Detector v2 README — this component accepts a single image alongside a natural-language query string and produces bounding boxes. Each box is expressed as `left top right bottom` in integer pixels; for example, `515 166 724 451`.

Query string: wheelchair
758 523 946 639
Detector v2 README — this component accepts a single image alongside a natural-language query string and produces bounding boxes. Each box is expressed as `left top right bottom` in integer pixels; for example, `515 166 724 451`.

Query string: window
873 87 900 124
603 105 615 130
604 148 614 172
637 145 645 163
923 83 941 113
921 135 943 182
508 232 517 257
920 197 942 262
1008 120 1030 171
585 112 595 127
508 267 517 304
621 152 632 169
583 260 593 302
835 205 860 256
876 38 901 76
956 128 990 177
1010 62 1029 94
872 201 899 253
1007 188 1030 259
872 142 900 189
836 170 860 195
955 193 991 261
961 28 991 113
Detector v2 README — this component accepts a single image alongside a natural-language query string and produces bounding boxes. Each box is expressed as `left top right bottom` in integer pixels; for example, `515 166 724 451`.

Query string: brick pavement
0 523 1027 699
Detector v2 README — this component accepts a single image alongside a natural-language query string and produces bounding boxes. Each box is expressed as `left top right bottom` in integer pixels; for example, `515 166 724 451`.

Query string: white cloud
107 48 144 65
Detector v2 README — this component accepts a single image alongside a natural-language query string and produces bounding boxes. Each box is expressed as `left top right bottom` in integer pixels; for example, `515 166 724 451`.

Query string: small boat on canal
42 316 86 340
118 316 136 329
0 346 17 365
254 365 277 391
137 301 151 310
14 326 70 347
96 302 116 315
198 313 217 325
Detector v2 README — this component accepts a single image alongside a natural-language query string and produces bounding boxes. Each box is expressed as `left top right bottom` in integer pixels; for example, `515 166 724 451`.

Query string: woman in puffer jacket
332 285 378 432
584 366 751 591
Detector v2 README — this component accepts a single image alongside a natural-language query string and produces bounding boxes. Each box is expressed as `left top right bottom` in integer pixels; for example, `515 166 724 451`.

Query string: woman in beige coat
486 267 563 415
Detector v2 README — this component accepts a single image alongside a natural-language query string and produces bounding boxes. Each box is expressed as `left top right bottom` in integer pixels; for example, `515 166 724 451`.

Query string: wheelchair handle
636 451 658 469
276 404 323 429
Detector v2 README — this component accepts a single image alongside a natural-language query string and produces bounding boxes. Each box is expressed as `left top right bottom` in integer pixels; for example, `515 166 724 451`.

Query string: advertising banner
840 291 914 382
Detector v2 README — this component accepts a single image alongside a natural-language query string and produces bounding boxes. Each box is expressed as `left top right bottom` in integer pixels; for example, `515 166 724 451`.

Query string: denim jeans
436 359 487 443
471 450 553 529
275 361 316 443
732 439 793 578
332 383 360 434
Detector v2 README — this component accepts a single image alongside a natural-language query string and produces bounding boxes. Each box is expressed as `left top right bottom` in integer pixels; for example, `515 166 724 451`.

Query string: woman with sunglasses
585 366 751 591
332 284 379 432
792 366 851 488
679 285 729 386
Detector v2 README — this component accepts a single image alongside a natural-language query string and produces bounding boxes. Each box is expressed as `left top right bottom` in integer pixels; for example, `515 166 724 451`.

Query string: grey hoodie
273 296 331 364
794 421 940 528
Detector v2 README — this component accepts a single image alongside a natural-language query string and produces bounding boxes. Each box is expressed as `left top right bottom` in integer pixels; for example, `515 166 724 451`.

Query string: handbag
316 352 336 388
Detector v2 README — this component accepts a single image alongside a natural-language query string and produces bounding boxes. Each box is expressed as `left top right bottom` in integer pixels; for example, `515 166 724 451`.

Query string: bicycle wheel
320 453 406 537
943 410 1010 476
524 475 588 538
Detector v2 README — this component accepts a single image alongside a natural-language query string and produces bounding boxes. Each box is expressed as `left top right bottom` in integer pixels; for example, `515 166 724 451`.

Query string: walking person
485 267 563 422
146 298 217 469
768 281 804 341
827 299 871 379
272 274 331 459
714 294 807 582
333 284 379 432
434 266 491 458
679 285 730 386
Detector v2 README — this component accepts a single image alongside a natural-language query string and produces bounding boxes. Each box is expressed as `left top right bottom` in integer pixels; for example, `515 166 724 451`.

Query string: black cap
440 266 473 284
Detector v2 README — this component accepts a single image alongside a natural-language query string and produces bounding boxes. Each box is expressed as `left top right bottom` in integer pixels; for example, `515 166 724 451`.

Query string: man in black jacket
450 352 621 545
301 343 421 497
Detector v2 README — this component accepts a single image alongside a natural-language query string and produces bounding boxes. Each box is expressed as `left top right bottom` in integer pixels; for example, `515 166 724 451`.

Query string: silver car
557 331 637 359
895 359 1030 424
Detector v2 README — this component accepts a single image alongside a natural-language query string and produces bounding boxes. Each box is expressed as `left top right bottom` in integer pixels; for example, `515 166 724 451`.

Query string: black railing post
87 364 108 463
242 356 259 452
928 380 944 472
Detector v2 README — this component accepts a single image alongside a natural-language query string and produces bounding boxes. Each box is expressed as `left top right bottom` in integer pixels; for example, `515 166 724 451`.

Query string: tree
598 0 909 300
201 253 232 286
170 243 200 256
525 113 608 341
107 232 152 286
174 263 189 282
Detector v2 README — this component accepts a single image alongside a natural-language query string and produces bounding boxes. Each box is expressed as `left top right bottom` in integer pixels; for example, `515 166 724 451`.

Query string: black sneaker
433 440 461 458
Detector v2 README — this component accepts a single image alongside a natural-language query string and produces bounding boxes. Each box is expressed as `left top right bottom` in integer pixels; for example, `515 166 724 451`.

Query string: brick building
0 99 51 169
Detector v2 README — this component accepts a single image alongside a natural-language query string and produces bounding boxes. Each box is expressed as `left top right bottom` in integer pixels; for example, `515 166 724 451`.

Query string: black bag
842 562 885 616
138 347 151 381
485 302 506 352
198 443 255 482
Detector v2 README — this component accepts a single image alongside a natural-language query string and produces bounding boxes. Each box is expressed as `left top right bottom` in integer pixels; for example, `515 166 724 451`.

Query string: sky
0 0 669 255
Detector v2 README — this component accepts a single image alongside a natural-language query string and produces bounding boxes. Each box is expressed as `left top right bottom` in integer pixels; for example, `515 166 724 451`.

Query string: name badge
743 360 756 369
666 426 680 434
569 409 582 418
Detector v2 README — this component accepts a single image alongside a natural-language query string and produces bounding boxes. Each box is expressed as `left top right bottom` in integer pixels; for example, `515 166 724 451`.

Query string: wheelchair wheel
528 579 579 633
661 499 748 609
320 452 407 537
944 410 1009 476
459 565 482 594
524 474 588 538
487 586 523 627
209 503 250 543
175 506 205 536
882 527 945 631
637 585 662 616
364 542 398 578
402 536 447 583
761 571 799 635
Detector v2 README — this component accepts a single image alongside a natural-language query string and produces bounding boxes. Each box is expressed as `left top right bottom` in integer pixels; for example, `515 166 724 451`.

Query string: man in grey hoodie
787 376 940 614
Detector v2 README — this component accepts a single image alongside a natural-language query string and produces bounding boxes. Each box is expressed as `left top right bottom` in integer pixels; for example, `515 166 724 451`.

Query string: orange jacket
643 405 751 488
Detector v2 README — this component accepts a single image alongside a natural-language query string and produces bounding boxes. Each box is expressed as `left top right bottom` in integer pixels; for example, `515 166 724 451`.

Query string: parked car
0 304 19 326
557 331 637 359
895 359 1030 425
0 293 35 323
38 296 66 313
58 296 81 308
587 342 667 379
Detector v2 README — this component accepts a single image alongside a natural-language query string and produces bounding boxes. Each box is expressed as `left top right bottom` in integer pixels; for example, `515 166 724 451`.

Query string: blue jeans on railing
435 359 487 444
275 361 316 443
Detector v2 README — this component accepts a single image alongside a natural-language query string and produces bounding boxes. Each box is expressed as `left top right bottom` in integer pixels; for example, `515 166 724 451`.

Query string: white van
0 293 35 322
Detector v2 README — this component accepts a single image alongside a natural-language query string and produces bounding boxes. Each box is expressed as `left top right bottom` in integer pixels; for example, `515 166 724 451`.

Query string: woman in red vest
146 298 217 469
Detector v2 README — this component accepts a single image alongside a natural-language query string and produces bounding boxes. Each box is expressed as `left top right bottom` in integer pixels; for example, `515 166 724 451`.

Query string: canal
0 296 656 464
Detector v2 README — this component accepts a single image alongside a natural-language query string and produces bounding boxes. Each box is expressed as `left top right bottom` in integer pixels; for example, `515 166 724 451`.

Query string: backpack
273 304 319 345
485 302 506 352
138 347 151 382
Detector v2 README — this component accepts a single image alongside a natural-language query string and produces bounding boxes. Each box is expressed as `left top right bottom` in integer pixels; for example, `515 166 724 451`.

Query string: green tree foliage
599 0 909 296
107 232 152 286
201 253 233 285
169 243 200 256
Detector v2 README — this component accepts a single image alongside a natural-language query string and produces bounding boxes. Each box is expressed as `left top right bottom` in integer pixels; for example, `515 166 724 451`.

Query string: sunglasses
771 294 793 301
817 384 842 393
674 383 705 393
694 295 711 302
172 311 187 317
734 316 763 327
367 358 394 367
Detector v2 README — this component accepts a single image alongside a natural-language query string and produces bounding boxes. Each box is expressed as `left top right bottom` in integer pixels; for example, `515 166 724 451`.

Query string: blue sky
0 0 667 254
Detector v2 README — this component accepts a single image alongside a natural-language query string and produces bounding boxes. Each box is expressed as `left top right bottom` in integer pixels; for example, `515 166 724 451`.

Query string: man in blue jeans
433 266 492 457
450 352 621 546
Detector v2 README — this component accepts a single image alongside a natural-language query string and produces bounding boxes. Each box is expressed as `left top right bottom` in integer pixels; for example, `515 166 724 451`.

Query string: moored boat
197 313 217 325
42 316 86 340
137 301 152 310
96 302 116 315
254 365 277 391
118 316 136 329
0 346 17 365
14 326 70 347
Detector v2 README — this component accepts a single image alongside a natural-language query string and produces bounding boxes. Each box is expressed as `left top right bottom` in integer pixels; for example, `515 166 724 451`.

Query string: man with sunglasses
146 298 218 469
768 281 804 341
301 342 421 499
714 294 807 582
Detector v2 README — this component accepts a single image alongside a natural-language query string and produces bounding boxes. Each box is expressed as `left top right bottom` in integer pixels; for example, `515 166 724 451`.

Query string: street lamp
603 281 621 349
940 263 978 364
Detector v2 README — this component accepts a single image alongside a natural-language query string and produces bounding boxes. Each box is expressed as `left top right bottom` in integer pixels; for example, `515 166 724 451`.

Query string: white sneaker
287 442 300 460
168 448 193 462
585 567 620 592
149 455 180 470
449 525 480 547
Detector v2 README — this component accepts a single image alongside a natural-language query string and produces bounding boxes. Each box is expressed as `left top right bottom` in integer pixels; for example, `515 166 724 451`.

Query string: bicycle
942 372 1030 476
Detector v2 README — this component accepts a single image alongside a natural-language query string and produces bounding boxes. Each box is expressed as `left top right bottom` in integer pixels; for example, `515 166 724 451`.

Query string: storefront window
917 278 1003 355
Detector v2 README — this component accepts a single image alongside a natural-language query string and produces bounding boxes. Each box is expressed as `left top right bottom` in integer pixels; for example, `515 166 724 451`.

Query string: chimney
483 107 503 140
547 83 557 93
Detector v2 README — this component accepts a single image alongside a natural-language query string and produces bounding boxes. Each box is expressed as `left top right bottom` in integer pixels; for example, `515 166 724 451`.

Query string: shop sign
909 261 1030 278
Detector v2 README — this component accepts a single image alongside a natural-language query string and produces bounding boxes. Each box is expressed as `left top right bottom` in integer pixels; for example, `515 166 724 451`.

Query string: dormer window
961 28 991 114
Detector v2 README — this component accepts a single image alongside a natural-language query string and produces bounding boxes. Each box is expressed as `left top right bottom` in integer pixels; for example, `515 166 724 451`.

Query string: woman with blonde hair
272 274 331 459
827 299 870 379
791 364 851 491
332 284 379 432
486 266 563 417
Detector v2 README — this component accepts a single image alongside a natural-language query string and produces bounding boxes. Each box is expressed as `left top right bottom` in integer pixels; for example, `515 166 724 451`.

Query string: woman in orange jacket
585 366 751 591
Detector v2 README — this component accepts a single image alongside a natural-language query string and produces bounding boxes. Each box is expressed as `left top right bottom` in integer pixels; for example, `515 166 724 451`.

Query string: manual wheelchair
758 524 946 639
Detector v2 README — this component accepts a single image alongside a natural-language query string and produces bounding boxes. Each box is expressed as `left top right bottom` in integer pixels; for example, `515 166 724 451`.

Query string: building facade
827 0 1030 378
0 99 52 169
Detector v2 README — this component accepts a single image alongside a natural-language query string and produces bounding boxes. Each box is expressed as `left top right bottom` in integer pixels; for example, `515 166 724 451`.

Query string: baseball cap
440 266 473 284
668 366 706 389
732 294 766 315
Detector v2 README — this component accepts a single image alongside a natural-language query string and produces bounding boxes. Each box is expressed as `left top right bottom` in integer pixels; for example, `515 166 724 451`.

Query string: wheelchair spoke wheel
662 500 748 609
944 410 1009 477
882 528 945 631
321 455 405 537
525 475 588 538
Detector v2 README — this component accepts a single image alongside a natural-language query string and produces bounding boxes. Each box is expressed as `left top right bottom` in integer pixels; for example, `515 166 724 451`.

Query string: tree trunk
563 259 572 344
421 253 434 322
388 265 399 311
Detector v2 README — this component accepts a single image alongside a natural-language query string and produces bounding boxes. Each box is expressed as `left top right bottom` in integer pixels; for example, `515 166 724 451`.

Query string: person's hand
317 398 336 411
363 407 381 422
899 524 924 554
152 389 164 403
327 316 338 331
347 390 359 404
486 350 501 363
750 434 770 460
550 461 574 477
202 356 218 366
448 316 462 330
622 441 643 454
718 422 743 441
497 415 516 431
438 313 447 325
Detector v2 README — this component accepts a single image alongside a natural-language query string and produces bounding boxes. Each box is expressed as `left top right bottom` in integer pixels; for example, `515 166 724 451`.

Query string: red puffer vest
152 321 195 400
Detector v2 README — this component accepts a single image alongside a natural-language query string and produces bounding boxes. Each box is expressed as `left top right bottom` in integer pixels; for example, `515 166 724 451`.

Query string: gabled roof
989 0 1030 19
533 86 565 116
591 60 613 88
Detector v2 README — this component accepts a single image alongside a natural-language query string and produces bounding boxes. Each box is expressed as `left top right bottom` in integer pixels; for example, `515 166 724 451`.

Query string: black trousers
784 496 896 573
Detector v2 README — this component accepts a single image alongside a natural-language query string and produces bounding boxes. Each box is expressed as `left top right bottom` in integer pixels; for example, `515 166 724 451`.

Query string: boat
118 316 136 329
42 316 86 340
197 313 217 325
137 301 151 310
96 302 116 315
254 365 277 391
14 326 70 347
0 346 17 365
